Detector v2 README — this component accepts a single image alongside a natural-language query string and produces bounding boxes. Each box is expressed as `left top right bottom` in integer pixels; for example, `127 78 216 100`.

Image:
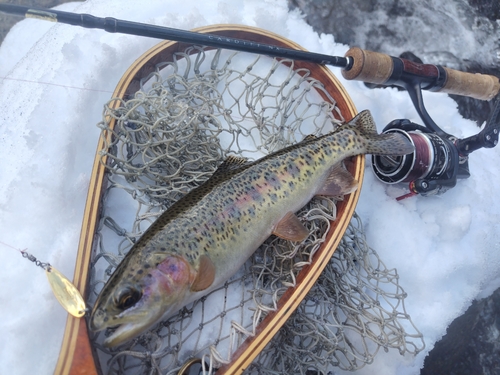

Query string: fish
89 110 414 347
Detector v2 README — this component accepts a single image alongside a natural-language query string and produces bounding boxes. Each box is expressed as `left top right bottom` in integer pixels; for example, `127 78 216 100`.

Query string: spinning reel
353 51 500 199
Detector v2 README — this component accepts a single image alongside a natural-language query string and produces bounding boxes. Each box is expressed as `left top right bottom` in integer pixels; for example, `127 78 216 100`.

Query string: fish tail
348 110 415 156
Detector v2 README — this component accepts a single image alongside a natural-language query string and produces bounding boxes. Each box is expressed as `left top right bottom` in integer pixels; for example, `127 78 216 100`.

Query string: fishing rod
1 3 499 198
0 4 496 98
0 3 349 68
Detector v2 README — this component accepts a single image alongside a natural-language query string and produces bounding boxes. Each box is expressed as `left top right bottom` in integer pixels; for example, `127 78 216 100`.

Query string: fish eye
115 288 142 310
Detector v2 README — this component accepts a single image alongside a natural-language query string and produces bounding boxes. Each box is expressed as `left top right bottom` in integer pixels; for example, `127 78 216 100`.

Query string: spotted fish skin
89 110 414 347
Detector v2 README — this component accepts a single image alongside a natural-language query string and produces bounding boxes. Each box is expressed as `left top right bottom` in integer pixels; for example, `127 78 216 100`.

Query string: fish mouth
90 309 155 347
99 303 186 347
102 322 145 347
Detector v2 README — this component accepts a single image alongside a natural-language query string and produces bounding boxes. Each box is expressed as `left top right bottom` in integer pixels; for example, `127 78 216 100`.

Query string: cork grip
438 67 500 101
342 47 500 101
341 47 394 84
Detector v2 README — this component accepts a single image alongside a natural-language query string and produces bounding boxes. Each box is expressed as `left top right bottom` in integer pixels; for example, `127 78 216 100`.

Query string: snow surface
0 1 499 374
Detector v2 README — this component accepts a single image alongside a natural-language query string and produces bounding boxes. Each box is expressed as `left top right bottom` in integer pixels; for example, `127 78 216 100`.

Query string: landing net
87 46 424 374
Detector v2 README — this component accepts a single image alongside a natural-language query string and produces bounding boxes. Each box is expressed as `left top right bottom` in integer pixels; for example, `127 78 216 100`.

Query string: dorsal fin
202 155 251 184
302 134 318 142
211 155 250 176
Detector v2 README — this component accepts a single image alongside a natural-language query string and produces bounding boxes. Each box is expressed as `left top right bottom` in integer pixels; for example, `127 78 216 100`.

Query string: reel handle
342 47 500 101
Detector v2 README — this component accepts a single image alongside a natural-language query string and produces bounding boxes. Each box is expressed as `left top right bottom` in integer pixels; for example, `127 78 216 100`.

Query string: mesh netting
87 46 424 375
248 213 424 373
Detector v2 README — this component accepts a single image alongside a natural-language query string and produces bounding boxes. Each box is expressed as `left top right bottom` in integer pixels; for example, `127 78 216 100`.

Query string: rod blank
0 3 350 69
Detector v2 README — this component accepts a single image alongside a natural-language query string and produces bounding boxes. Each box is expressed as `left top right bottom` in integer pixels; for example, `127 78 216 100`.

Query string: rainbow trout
90 110 414 347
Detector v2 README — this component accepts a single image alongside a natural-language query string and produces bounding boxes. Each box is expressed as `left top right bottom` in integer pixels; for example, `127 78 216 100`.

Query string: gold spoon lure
2 241 86 318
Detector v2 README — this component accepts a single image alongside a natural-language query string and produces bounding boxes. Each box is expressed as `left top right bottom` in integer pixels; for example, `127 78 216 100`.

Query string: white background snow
0 0 499 374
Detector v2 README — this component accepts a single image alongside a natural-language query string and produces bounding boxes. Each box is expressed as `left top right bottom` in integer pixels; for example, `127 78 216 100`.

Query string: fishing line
0 76 114 94
0 239 25 252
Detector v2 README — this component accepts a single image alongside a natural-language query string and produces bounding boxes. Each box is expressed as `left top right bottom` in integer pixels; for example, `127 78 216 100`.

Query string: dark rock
388 0 415 17
421 287 500 375
469 0 500 21
450 62 500 127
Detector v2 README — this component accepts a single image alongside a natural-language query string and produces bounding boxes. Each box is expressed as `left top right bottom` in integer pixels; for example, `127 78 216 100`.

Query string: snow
0 0 499 374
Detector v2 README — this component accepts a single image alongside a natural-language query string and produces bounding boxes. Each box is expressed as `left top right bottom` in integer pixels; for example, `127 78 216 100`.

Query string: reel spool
371 119 461 199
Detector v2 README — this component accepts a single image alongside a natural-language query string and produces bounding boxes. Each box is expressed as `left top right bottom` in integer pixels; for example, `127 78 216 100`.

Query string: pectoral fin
316 163 358 197
190 254 216 292
272 211 309 242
